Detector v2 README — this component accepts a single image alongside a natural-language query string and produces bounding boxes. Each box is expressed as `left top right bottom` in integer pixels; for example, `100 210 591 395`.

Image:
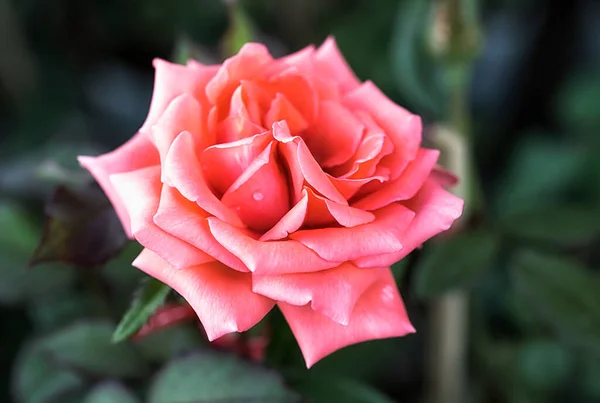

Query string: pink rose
79 37 463 367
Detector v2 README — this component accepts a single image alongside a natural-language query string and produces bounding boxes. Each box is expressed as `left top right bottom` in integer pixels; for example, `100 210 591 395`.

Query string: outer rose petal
314 37 361 94
354 179 464 268
132 249 275 341
352 148 440 211
153 185 248 272
141 59 218 134
163 131 243 227
344 81 422 179
78 132 159 238
252 263 383 326
279 268 415 368
207 217 342 275
109 166 213 268
150 94 203 166
290 203 415 262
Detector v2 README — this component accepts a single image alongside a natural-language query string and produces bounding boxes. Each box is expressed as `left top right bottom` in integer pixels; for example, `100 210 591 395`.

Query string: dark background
1 0 600 402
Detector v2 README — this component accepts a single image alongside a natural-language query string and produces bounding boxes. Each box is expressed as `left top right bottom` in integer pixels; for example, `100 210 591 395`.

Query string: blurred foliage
1 0 600 402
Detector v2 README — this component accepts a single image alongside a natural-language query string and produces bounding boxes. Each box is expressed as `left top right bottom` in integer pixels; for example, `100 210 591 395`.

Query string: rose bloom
79 38 463 367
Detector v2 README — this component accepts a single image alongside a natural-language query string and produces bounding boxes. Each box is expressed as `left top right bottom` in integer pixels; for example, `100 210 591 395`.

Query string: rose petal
344 81 421 179
206 43 273 105
252 263 383 326
290 203 414 262
260 190 309 241
207 217 341 275
141 59 217 134
265 93 309 134
303 101 363 168
329 167 389 200
153 185 248 272
163 131 243 227
221 142 290 232
314 37 361 94
150 94 204 166
78 132 159 238
267 71 318 123
279 268 415 368
352 148 440 211
132 249 275 341
273 122 347 205
353 179 464 268
109 166 213 268
201 130 271 196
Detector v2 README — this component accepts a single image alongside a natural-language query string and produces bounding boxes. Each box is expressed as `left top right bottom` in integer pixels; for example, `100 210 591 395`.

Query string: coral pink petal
352 148 440 211
253 263 384 326
329 168 389 200
221 142 290 232
354 179 464 268
305 188 375 228
150 94 203 165
215 115 266 147
133 249 274 341
260 191 309 241
314 37 361 94
153 186 248 272
163 131 243 227
141 59 217 134
78 132 159 238
265 93 310 134
201 130 271 196
344 81 421 179
267 71 318 122
206 43 273 105
109 166 213 268
290 203 414 262
279 268 415 368
431 165 459 187
273 122 347 205
207 217 341 274
303 101 364 168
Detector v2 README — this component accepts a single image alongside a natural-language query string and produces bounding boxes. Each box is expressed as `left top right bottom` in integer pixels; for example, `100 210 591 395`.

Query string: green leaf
516 340 572 391
30 184 128 268
390 0 446 117
495 136 586 217
293 376 395 403
40 320 148 378
414 231 498 299
511 250 600 353
134 324 203 363
222 2 256 58
112 278 171 343
0 202 75 304
12 340 85 403
148 350 300 403
83 382 139 403
500 204 600 244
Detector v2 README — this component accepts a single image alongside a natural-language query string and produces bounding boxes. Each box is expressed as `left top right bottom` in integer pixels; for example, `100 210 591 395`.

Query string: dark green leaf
112 278 171 343
40 320 148 378
134 324 203 363
293 376 395 403
30 184 128 268
511 251 600 353
83 382 139 403
390 0 446 117
222 2 256 58
414 231 498 299
0 202 75 304
148 350 300 403
516 340 572 391
12 340 85 403
495 137 586 217
500 204 600 244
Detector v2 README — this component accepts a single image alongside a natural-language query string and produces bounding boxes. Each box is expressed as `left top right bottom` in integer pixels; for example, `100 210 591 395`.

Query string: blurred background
1 0 600 402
